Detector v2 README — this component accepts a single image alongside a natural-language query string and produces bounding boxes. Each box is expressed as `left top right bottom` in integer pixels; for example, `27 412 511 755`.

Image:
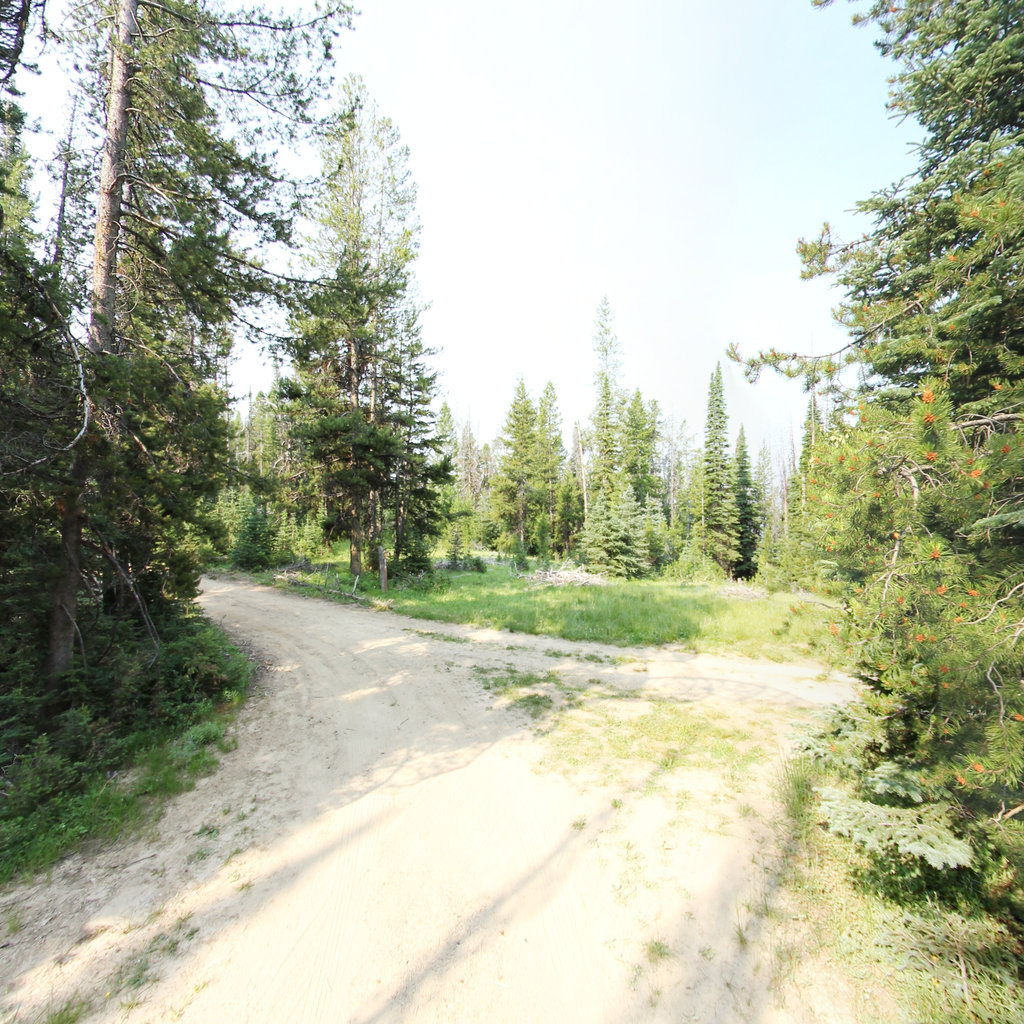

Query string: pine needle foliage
741 0 1024 910
701 363 739 574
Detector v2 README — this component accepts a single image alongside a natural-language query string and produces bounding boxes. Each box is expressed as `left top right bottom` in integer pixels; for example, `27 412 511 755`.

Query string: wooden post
378 545 388 593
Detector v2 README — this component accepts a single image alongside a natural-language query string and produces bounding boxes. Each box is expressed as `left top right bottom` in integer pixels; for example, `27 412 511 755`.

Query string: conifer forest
2 0 1024 1003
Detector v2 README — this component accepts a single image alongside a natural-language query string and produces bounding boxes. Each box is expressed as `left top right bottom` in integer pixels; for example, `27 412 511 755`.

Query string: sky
310 0 921 455
22 0 922 458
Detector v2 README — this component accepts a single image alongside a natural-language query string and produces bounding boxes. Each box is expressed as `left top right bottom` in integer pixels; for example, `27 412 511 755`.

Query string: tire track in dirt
0 576 857 1024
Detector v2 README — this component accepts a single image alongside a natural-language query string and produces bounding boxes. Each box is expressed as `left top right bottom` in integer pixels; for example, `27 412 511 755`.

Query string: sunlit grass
547 699 768 784
252 552 840 657
380 570 837 657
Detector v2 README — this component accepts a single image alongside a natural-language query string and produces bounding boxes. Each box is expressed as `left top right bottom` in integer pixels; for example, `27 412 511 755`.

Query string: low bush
0 612 251 883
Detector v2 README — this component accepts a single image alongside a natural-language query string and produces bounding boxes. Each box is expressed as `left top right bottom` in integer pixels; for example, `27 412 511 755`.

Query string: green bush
0 611 251 881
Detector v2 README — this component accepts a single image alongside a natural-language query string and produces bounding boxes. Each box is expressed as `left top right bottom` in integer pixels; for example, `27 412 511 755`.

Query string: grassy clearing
254 557 839 657
770 756 1024 1024
388 573 835 655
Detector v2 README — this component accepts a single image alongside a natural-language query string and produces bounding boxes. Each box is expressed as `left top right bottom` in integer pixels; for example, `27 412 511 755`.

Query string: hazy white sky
316 0 920 455
25 0 920 456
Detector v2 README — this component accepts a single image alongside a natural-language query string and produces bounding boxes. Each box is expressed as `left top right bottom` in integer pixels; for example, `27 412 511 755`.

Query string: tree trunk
51 95 78 267
45 0 138 684
576 423 588 519
43 465 85 684
90 0 137 356
349 514 363 575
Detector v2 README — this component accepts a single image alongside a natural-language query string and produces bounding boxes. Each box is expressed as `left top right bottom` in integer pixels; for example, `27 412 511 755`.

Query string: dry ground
0 577 862 1023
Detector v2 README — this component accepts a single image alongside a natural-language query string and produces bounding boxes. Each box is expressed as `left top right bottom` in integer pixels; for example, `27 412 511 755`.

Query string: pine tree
535 382 566 553
701 364 739 574
659 419 694 539
36 0 349 680
383 323 450 572
553 470 585 557
436 402 458 465
456 421 483 507
286 78 449 575
731 427 759 580
621 389 662 508
743 0 1024 890
0 3 344 830
764 396 822 587
580 485 649 578
491 379 539 552
589 298 622 500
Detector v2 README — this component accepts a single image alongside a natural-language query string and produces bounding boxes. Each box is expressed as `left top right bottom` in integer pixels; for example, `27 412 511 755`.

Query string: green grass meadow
269 557 841 659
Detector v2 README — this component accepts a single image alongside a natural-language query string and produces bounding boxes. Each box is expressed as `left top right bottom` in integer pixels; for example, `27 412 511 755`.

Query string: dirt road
0 577 857 1023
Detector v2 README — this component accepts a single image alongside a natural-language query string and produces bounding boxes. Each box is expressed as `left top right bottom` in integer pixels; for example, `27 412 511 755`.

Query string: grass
256 556 840 658
472 666 565 720
645 938 672 963
547 699 767 787
385 571 836 655
32 999 92 1024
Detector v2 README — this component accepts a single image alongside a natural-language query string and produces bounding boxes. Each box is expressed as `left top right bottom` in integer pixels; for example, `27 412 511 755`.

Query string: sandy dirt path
0 577 858 1024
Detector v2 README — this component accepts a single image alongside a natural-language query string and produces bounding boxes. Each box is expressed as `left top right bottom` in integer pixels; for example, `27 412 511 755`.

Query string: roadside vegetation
230 548 839 657
0 617 250 886
772 753 1024 1024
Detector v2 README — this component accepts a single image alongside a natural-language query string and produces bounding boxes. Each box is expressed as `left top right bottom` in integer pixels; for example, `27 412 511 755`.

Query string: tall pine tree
589 298 622 500
491 379 539 553
700 363 739 574
731 427 759 580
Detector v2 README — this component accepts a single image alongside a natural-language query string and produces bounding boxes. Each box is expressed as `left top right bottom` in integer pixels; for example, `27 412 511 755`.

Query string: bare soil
0 576 860 1023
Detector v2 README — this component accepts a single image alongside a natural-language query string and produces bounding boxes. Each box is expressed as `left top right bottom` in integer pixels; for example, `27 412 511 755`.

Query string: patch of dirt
0 577 860 1023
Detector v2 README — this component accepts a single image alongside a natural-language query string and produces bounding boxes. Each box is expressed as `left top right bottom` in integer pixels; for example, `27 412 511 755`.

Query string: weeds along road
1 576 856 1024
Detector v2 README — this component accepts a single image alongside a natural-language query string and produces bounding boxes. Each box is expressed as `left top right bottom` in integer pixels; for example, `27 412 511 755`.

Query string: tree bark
45 0 138 684
42 464 85 684
90 0 138 356
349 514 363 575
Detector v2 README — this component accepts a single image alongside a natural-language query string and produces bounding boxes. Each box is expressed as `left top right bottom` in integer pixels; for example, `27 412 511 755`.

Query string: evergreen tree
456 421 482 506
744 0 1024 893
382 320 450 571
436 401 458 465
731 427 759 580
0 2 345 836
589 298 622 499
701 363 739 574
570 420 589 519
659 418 694 538
621 389 662 507
553 470 585 557
753 441 775 540
0 0 35 84
580 485 649 578
535 382 566 553
286 79 448 575
35 0 348 681
491 379 539 552
761 396 822 587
